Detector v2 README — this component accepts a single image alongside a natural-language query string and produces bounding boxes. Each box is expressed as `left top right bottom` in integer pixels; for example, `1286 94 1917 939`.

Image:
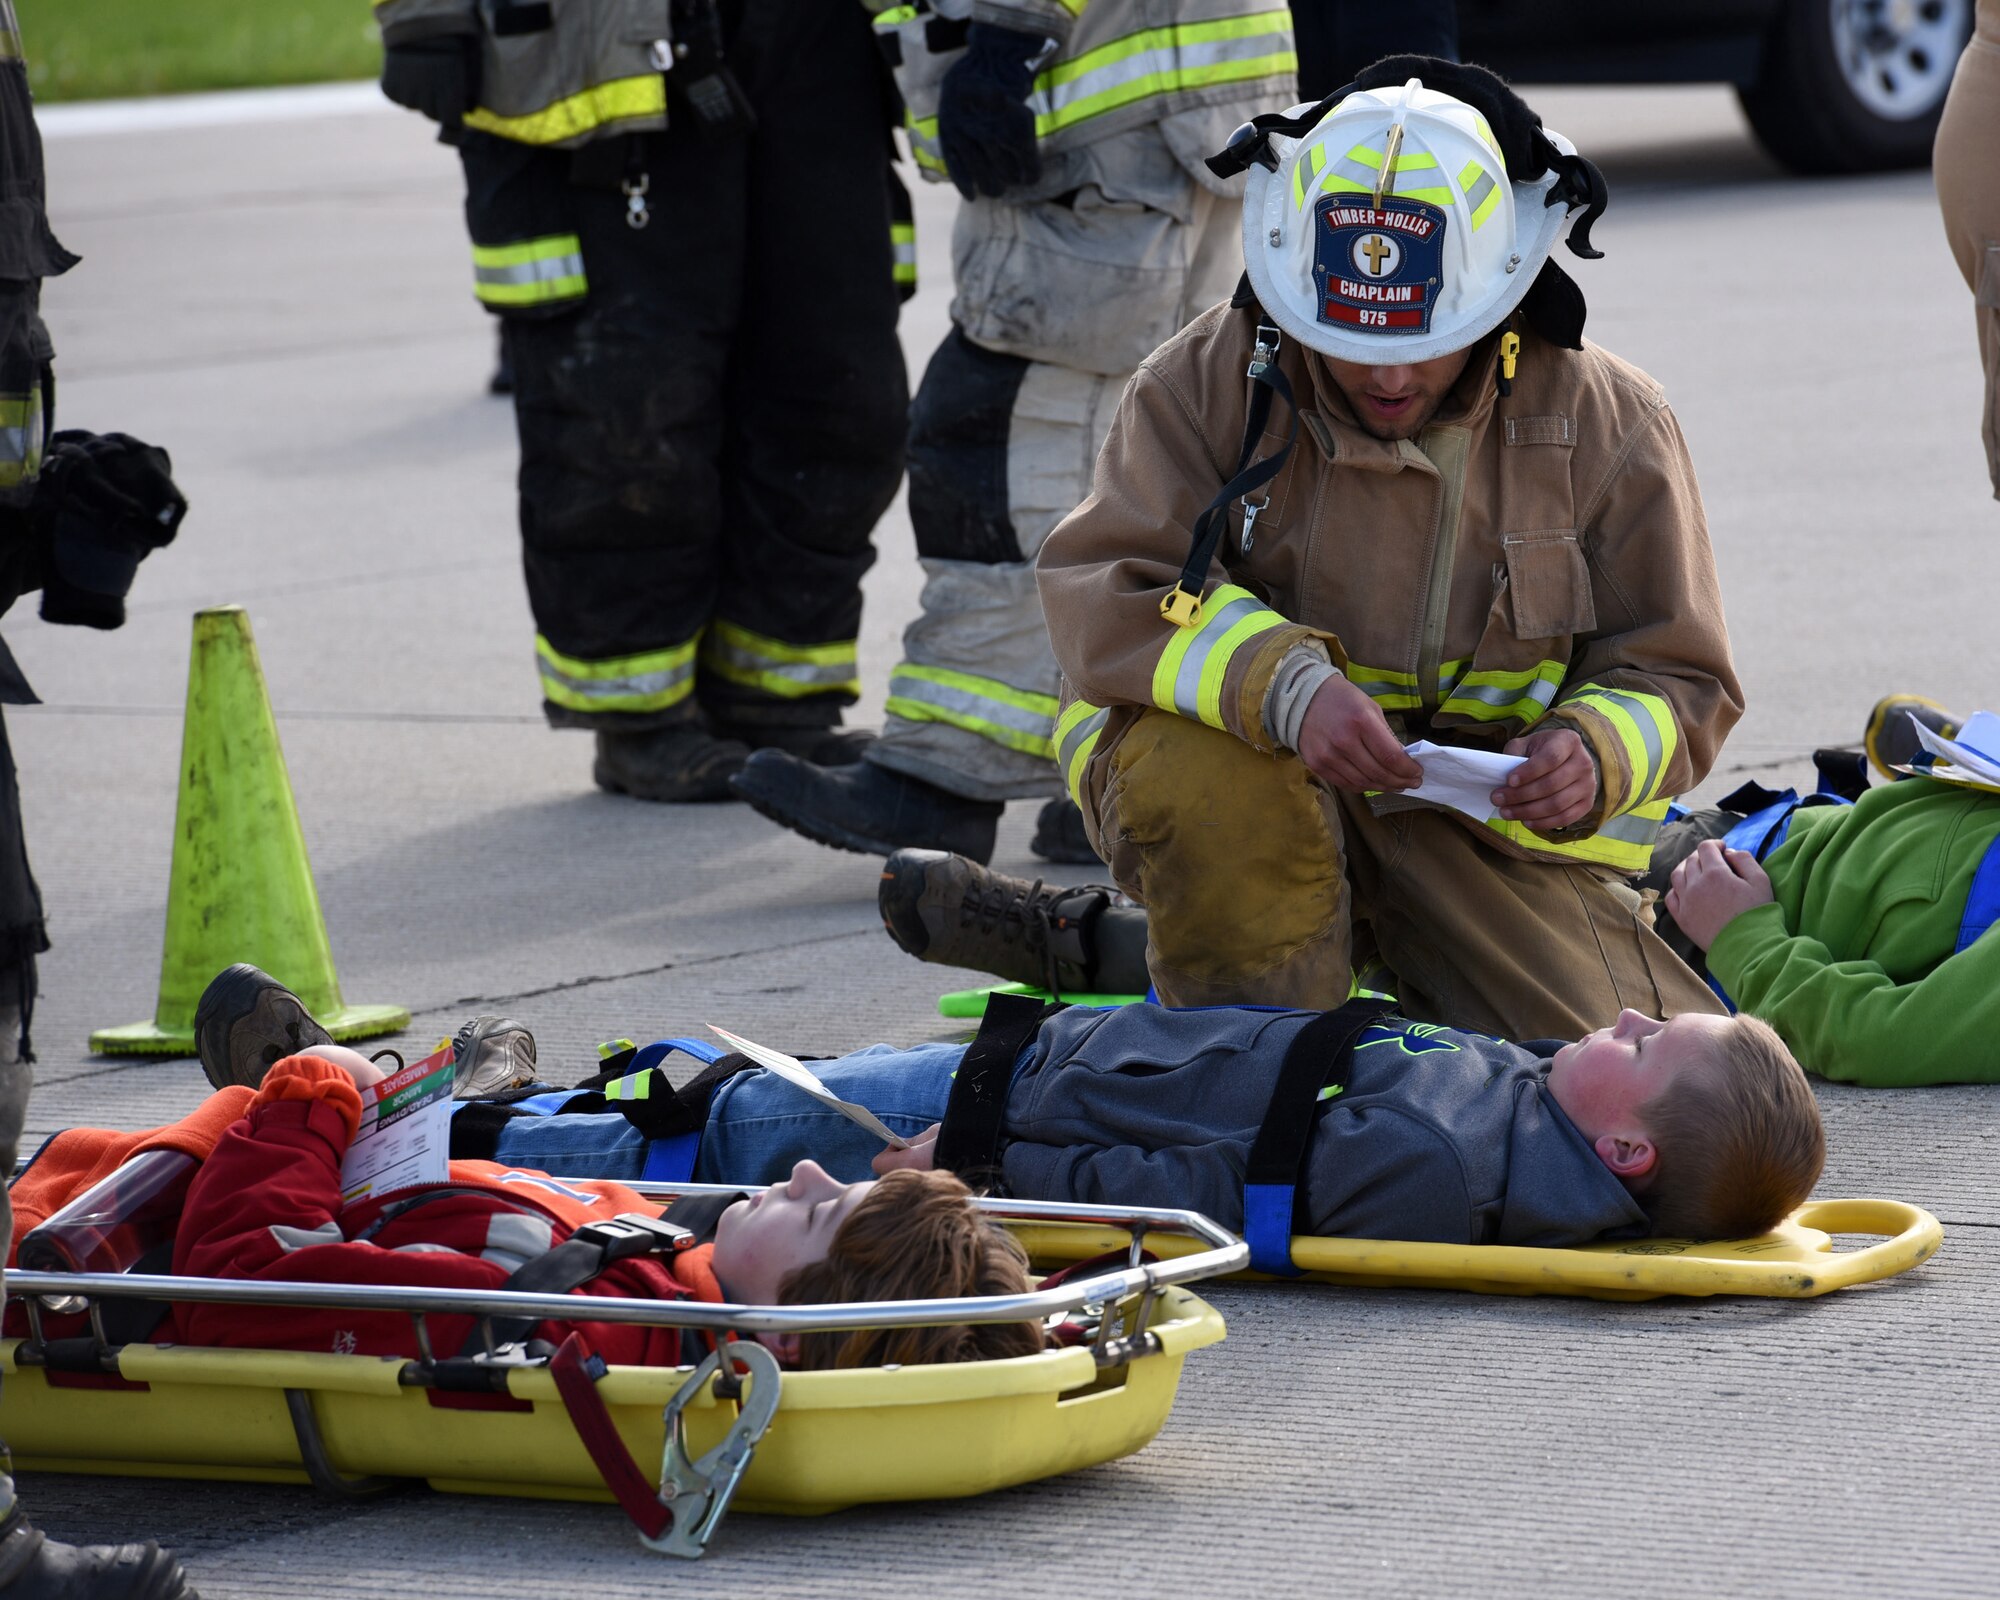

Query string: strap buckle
648 1340 783 1558
572 1213 695 1264
1247 321 1282 380
1159 587 1203 629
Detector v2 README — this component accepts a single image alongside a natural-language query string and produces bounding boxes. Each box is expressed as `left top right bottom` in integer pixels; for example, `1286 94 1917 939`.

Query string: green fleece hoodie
1705 779 2000 1086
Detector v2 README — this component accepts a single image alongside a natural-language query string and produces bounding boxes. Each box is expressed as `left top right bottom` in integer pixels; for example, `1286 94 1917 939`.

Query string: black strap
934 991 1065 1188
462 1212 695 1356
660 1190 745 1245
1242 997 1396 1276
1162 312 1297 623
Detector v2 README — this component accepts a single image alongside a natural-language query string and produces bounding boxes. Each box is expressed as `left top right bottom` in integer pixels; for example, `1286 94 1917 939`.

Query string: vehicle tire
1739 0 1973 173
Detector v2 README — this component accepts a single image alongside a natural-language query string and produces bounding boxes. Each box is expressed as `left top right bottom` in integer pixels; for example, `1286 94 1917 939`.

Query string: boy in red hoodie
174 1046 1039 1372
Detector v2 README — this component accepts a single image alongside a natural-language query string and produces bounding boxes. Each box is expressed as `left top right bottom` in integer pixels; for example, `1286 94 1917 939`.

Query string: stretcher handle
1788 1197 1943 1280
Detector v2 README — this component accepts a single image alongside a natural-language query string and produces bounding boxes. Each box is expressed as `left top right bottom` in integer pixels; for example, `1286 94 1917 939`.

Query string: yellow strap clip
1500 332 1520 383
1160 587 1203 628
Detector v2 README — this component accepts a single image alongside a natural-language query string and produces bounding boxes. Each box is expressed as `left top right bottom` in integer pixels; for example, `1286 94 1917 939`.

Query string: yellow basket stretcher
1010 1197 1941 1302
1 1191 1240 1557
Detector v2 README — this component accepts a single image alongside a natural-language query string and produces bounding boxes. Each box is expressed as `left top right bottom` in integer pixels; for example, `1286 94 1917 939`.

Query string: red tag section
1321 301 1428 328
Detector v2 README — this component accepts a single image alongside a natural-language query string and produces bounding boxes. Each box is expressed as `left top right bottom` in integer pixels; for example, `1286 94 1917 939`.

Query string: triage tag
1311 196 1447 333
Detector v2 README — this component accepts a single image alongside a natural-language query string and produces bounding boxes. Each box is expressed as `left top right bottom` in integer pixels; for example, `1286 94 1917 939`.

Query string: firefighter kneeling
1035 61 1741 1040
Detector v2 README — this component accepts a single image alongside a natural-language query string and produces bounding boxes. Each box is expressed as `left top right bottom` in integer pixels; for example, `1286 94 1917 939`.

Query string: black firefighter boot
878 849 1152 996
731 752 1003 861
0 1505 197 1600
593 710 752 804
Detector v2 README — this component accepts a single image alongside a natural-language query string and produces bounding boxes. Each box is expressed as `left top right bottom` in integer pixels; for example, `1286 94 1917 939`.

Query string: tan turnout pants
1935 0 2000 498
1090 710 1724 1040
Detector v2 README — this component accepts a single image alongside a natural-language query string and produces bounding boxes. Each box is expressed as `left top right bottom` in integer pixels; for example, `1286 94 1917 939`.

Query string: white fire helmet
1240 78 1582 366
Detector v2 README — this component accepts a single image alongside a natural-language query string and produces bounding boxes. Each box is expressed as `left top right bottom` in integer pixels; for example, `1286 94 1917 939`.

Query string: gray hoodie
999 1004 1648 1247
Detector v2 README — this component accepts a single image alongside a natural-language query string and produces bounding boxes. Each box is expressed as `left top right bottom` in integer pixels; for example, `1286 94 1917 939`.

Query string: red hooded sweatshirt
172 1055 722 1363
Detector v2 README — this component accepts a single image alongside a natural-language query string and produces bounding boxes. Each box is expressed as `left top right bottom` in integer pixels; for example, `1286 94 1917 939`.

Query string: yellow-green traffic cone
91 606 409 1055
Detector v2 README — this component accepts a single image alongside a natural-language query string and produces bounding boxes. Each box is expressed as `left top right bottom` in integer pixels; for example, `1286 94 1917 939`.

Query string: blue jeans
489 1041 964 1187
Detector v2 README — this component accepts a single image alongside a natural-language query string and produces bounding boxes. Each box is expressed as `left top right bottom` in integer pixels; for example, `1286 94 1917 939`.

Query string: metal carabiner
646 1339 782 1558
623 171 652 231
1239 495 1267 554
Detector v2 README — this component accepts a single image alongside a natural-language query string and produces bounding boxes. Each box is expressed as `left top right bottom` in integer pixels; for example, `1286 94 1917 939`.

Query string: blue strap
1243 1184 1301 1278
635 1036 725 1068
502 1087 602 1119
1722 790 1800 861
1956 832 2000 955
641 1130 702 1184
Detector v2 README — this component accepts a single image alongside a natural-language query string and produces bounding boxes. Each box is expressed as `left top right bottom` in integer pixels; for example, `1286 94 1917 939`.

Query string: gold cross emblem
1360 234 1392 276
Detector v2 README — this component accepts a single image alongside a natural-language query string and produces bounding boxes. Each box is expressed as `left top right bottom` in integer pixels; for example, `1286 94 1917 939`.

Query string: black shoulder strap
463 1211 700 1356
933 991 1066 1189
1242 996 1396 1276
1160 307 1297 628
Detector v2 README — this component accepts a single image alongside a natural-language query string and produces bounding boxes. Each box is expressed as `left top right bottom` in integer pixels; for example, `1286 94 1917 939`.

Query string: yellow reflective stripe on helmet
891 221 917 288
1151 584 1285 729
471 234 587 307
885 665 1059 759
1291 144 1328 211
0 387 43 490
1458 159 1501 230
1485 797 1670 873
1031 13 1295 140
1570 686 1680 806
1343 660 1422 712
1438 659 1567 724
702 621 859 699
462 73 667 147
535 633 696 714
1054 699 1110 807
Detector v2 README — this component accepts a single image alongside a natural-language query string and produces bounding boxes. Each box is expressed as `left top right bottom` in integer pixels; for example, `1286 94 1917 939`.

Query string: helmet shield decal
1310 197 1447 335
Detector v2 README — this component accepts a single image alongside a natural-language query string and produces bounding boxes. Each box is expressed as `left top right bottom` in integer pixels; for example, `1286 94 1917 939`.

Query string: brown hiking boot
878 849 1151 996
593 724 750 803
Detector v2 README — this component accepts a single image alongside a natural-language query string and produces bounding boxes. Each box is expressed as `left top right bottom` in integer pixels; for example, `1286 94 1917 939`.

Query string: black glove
937 23 1045 201
33 431 186 631
381 34 482 129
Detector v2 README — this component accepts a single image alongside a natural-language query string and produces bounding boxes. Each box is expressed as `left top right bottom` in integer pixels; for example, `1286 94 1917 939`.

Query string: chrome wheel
1832 0 1972 120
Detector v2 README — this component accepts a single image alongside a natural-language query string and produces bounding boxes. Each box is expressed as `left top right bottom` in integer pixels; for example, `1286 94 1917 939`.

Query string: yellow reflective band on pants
885 665 1059 759
471 235 588 308
907 11 1294 160
701 621 860 700
1484 797 1671 874
891 221 917 290
1437 660 1566 724
535 633 696 715
0 388 42 491
462 74 667 147
1055 699 1111 807
1568 684 1680 806
1152 584 1285 728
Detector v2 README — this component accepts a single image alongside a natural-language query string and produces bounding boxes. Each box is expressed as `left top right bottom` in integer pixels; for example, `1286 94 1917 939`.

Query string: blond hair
1640 1013 1825 1239
777 1169 1045 1370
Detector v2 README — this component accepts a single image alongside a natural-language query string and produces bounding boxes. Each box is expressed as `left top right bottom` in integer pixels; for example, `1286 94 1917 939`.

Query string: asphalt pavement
10 81 1999 1598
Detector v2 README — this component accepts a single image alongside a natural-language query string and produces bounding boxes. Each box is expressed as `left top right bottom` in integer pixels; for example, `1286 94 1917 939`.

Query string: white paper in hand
1401 740 1527 823
1897 709 2000 794
708 1024 911 1148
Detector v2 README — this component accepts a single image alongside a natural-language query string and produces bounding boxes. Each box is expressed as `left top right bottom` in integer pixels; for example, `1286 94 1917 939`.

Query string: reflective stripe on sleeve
1342 660 1422 712
0 387 43 490
536 633 696 714
1054 699 1111 807
462 73 667 147
1484 796 1670 874
885 665 1059 758
1150 583 1286 728
1568 685 1680 806
471 234 587 308
702 621 860 700
891 221 917 289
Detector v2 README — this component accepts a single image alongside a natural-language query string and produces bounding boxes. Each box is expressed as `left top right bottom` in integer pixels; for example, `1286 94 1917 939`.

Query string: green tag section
937 982 1146 1019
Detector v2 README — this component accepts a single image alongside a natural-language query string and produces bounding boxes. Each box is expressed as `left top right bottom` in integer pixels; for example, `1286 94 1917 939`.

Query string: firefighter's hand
937 23 1045 200
380 34 482 129
1495 726 1597 828
872 1124 940 1174
34 431 186 631
1296 675 1424 793
1665 841 1773 950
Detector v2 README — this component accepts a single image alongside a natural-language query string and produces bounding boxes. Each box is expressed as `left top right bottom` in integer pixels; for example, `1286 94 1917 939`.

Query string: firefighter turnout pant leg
477 0 907 733
1935 0 2000 499
868 126 1242 801
1092 710 1725 1038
